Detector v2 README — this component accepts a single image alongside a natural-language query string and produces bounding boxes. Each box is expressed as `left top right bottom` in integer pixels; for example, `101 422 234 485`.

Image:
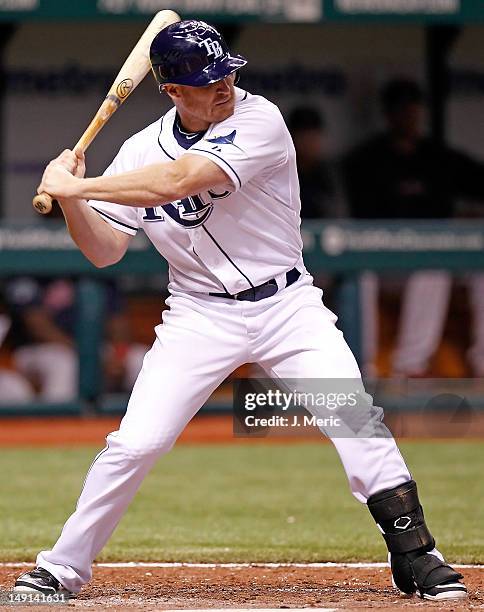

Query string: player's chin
212 101 235 122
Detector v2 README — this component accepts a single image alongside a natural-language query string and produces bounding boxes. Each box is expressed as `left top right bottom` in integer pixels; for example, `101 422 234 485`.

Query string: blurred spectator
5 277 77 401
5 276 148 401
344 78 484 377
0 287 34 403
288 106 346 219
102 298 149 394
2 203 148 402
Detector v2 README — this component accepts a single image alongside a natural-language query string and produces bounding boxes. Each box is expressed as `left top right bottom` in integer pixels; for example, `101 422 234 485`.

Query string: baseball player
15 21 466 601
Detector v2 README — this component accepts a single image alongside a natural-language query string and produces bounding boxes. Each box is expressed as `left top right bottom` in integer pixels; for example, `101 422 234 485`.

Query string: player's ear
162 83 180 100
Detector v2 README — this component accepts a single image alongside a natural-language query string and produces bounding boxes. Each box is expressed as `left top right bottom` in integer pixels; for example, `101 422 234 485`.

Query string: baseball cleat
418 579 468 601
388 549 468 601
410 552 468 601
14 567 75 598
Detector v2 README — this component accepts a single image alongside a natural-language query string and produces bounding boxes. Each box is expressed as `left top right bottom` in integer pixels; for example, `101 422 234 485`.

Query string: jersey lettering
209 189 231 200
162 194 213 228
143 207 165 222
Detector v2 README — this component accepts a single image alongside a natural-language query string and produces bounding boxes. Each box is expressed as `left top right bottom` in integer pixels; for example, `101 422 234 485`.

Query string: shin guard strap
411 554 463 589
383 525 434 554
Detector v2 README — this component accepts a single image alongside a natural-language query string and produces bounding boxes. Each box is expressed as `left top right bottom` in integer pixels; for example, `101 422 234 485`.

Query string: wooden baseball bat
33 9 181 215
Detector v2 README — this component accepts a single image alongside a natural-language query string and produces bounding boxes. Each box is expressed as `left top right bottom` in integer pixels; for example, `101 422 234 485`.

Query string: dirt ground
0 411 484 447
0 565 482 610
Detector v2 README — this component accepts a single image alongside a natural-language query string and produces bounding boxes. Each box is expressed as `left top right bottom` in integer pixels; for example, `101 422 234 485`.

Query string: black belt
209 268 301 302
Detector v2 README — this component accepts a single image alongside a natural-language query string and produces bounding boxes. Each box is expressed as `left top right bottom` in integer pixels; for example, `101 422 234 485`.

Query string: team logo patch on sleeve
207 130 237 145
206 130 243 152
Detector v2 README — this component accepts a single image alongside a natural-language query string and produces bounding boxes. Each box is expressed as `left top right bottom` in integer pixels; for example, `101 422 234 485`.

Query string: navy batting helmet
150 20 247 87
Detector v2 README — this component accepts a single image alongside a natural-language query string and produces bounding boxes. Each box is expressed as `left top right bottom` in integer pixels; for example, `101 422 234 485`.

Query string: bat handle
33 119 97 215
33 192 57 215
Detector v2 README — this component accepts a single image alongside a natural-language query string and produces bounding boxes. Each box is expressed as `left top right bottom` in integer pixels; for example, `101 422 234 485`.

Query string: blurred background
0 0 484 415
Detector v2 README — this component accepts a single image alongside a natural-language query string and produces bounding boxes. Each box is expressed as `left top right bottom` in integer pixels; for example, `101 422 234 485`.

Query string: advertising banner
0 0 322 23
1 0 484 22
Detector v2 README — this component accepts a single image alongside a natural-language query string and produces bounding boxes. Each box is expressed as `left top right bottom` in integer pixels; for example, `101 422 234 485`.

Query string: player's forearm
39 155 228 206
59 198 129 267
71 163 187 207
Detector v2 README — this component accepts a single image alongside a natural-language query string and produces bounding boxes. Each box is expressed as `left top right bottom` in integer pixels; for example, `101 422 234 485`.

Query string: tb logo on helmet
199 38 224 59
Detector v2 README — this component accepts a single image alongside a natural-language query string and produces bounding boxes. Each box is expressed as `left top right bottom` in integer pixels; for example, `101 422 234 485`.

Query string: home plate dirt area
0 565 482 610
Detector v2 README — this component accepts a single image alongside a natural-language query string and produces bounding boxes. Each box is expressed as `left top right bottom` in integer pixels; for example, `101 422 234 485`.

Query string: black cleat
14 567 75 598
390 552 468 601
418 578 468 601
411 553 468 601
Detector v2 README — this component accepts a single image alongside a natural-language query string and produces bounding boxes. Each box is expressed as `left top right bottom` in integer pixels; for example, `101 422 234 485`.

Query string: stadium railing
1 219 483 414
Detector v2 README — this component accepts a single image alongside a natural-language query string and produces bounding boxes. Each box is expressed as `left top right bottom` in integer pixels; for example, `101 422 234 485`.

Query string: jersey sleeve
88 142 140 235
187 102 288 192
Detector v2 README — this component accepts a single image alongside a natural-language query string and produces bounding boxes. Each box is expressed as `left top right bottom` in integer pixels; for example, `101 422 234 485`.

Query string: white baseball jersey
88 87 305 295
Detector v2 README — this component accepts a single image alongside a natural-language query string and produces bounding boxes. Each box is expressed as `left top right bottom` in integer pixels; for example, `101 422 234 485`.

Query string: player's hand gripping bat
33 9 181 214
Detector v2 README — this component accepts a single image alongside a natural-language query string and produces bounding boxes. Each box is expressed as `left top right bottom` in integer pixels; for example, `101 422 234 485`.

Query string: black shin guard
367 480 461 595
367 480 435 555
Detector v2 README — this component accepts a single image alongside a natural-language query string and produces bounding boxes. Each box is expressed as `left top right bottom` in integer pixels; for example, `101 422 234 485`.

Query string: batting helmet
150 20 247 88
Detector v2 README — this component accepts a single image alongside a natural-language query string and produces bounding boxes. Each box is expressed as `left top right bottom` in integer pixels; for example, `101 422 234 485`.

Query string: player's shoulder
234 88 283 119
120 108 176 152
219 88 285 137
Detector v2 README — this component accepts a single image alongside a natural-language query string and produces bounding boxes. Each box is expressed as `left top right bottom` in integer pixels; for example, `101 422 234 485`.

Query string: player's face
165 74 236 132
387 102 424 141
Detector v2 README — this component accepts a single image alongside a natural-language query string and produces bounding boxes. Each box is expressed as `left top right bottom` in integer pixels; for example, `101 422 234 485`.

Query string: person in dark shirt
344 79 484 377
288 106 344 219
345 79 484 219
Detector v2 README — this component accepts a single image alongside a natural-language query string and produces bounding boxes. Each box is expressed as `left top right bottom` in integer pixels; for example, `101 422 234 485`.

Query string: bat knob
33 193 56 215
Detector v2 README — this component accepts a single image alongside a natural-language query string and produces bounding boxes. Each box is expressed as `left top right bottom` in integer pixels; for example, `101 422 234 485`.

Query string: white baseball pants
37 276 411 593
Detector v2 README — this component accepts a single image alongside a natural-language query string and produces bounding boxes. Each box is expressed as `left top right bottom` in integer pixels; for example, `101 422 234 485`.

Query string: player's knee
112 431 178 461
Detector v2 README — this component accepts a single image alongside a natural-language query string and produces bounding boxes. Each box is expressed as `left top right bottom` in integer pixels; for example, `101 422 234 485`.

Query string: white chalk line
0 562 482 569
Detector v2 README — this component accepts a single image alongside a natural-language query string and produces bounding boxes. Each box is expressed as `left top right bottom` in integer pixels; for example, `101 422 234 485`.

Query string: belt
209 268 301 302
